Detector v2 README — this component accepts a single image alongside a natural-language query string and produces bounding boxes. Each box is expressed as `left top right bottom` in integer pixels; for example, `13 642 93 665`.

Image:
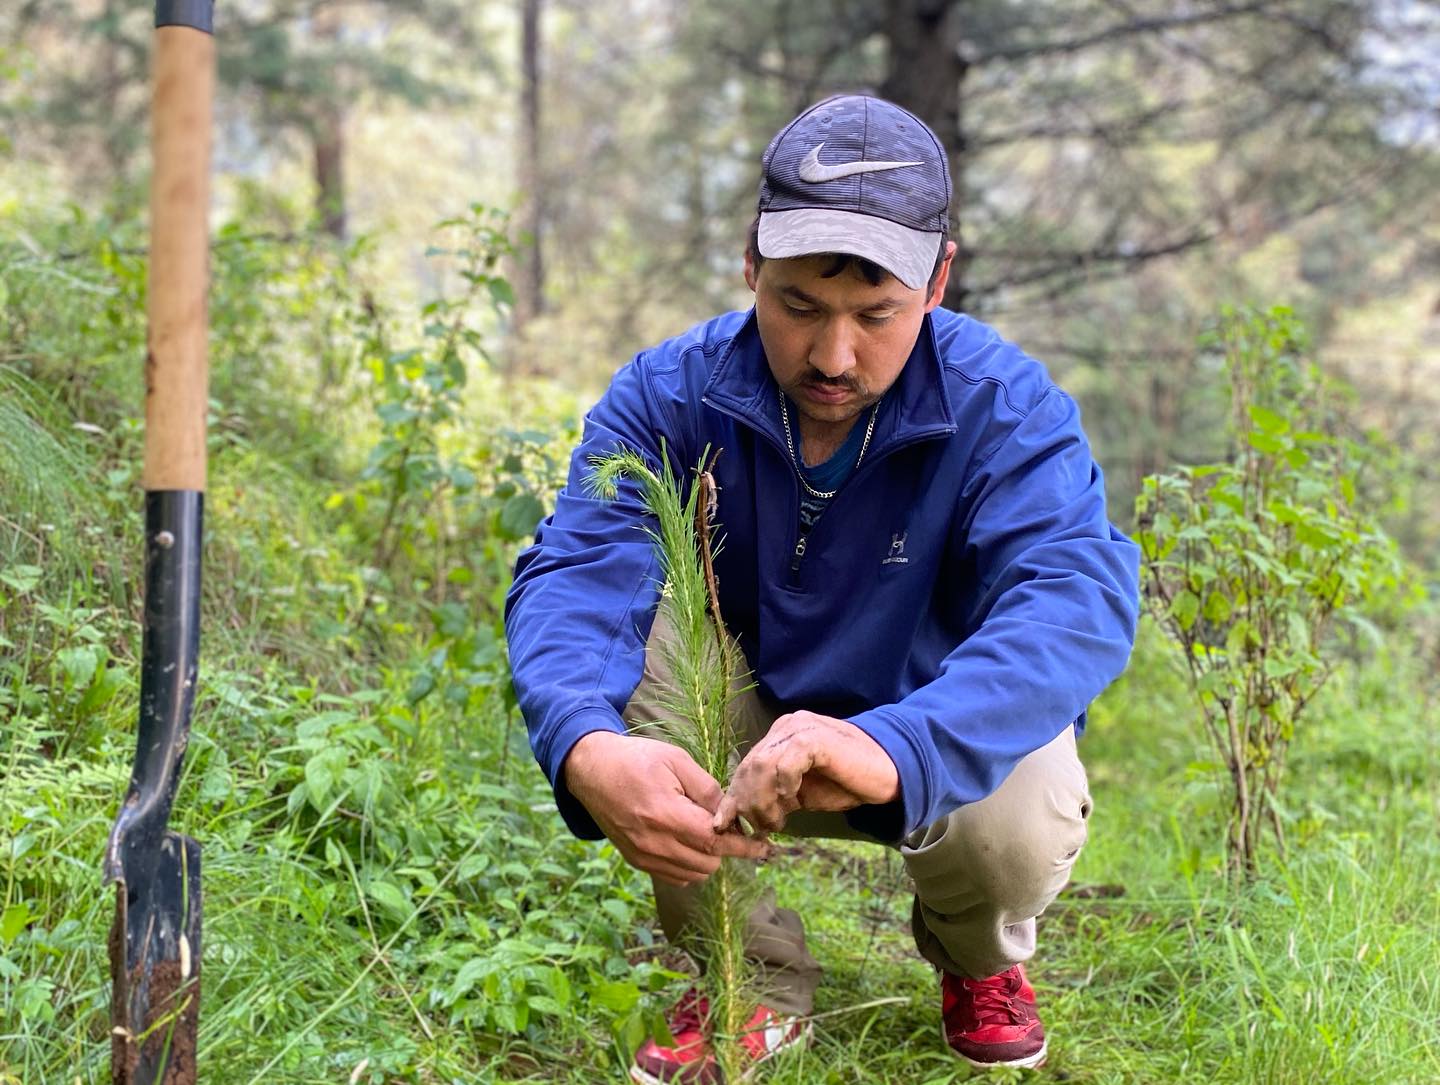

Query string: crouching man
506 94 1139 1080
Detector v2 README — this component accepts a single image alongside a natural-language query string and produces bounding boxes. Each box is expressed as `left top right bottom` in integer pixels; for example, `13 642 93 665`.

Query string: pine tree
588 446 761 1081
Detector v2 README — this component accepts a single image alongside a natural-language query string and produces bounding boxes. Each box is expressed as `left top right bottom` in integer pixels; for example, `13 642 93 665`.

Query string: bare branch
968 230 1218 295
970 1 1281 66
972 100 1193 149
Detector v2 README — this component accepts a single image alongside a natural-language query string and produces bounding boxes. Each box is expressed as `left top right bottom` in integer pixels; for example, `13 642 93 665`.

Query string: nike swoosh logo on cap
796 143 923 183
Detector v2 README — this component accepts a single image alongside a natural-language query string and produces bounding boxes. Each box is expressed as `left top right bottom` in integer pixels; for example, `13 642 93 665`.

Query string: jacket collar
701 308 958 456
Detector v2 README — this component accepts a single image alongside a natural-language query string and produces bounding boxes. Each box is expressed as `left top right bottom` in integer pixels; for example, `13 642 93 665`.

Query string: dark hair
746 214 950 298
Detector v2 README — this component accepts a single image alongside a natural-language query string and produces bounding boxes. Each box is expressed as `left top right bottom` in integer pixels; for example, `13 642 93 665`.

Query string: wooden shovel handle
143 22 214 493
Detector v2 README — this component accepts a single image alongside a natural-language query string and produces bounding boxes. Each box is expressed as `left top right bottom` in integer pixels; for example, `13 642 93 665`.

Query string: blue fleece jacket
504 307 1139 841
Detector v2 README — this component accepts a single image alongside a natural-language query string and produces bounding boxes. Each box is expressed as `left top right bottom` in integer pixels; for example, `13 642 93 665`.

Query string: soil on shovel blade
110 940 200 1084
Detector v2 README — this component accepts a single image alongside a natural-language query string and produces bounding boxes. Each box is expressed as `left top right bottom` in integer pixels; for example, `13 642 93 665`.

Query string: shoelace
959 974 1026 1027
669 989 710 1038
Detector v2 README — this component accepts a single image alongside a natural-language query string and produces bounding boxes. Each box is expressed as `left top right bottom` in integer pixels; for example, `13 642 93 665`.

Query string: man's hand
713 711 900 834
564 730 772 887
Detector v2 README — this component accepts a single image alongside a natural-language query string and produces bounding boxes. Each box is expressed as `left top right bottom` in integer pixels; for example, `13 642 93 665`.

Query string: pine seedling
588 445 763 1082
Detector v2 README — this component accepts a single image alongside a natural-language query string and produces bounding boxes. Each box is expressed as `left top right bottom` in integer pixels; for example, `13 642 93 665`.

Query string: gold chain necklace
778 390 880 500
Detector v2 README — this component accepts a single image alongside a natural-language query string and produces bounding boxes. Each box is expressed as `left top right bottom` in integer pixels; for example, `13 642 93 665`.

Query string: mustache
800 372 864 394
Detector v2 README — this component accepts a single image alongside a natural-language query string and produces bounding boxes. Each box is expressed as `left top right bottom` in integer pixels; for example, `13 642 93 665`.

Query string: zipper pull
790 536 807 573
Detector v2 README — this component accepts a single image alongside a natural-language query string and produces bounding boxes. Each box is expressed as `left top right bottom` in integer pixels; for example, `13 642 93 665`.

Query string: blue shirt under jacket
505 307 1140 842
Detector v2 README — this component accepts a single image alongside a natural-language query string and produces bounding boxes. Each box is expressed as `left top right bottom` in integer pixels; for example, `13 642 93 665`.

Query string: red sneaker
941 964 1048 1069
629 987 810 1084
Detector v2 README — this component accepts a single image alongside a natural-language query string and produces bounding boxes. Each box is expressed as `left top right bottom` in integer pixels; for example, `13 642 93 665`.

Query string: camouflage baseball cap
757 95 951 290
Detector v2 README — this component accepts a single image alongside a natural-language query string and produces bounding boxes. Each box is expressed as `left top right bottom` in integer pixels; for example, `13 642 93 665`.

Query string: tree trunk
513 0 545 352
312 7 347 240
313 103 347 240
879 0 970 311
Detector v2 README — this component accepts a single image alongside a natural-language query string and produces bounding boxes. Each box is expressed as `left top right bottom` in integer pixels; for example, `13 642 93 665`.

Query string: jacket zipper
701 395 809 585
701 394 955 586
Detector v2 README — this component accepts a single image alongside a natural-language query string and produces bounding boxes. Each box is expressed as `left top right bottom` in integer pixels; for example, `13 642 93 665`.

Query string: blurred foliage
4 1 1438 537
0 0 492 224
0 198 688 1082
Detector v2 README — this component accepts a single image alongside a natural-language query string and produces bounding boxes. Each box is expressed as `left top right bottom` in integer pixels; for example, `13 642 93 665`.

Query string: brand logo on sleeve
882 532 909 565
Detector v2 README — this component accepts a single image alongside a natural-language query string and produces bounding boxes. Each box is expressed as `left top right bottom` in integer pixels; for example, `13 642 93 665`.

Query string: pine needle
589 443 763 1080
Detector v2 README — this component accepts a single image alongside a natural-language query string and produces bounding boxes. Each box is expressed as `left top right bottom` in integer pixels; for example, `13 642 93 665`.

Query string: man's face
744 244 953 431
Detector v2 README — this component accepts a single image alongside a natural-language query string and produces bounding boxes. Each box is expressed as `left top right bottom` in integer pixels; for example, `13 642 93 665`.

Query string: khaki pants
623 608 1092 1016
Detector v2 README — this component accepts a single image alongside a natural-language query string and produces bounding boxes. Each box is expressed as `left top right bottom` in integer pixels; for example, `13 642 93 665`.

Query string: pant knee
905 792 1091 916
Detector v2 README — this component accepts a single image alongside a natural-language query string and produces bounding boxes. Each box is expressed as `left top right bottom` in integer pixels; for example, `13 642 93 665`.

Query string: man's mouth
800 380 858 403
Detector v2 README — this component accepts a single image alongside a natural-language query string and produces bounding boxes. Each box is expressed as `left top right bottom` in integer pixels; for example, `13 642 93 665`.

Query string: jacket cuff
845 706 930 837
542 706 628 840
843 801 905 844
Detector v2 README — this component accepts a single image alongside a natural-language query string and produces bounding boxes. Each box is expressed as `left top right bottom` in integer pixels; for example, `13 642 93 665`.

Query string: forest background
1 1 1438 1082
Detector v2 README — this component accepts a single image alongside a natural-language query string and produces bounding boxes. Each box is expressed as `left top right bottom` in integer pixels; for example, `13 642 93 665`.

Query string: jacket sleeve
503 354 683 839
846 387 1140 837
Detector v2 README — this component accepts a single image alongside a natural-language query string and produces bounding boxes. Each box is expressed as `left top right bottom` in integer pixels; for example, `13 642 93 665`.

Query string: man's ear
923 241 957 312
743 247 758 292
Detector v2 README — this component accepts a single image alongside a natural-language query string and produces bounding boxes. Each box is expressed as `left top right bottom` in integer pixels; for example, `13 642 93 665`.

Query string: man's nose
808 319 856 378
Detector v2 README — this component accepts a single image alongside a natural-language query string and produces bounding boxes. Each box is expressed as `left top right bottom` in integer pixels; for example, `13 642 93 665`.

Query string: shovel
102 2 214 1081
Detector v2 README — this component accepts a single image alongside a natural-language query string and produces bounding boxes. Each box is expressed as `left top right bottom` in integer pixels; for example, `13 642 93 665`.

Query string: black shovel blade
109 833 201 1084
104 491 203 1085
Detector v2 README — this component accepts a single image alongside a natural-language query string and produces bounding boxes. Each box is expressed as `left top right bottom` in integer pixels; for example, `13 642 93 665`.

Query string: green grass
3 203 1437 1084
735 633 1440 1085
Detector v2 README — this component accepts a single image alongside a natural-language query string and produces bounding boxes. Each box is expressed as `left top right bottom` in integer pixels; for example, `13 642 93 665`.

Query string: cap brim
757 208 941 291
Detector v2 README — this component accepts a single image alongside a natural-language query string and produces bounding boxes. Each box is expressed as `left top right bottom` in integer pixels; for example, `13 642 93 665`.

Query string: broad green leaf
498 493 545 540
77 665 123 713
488 278 515 307
296 711 355 741
286 782 310 817
1203 592 1232 624
1248 404 1290 435
432 601 469 638
1286 610 1311 649
1170 590 1200 631
405 669 436 705
366 880 411 923
492 1001 521 1033
0 565 41 594
56 646 99 691
543 967 572 1007
447 957 489 1003
448 465 476 492
0 902 31 945
1247 430 1285 455
591 979 640 1013
303 751 340 808
1264 655 1300 679
376 402 418 426
455 854 490 883
1295 522 1336 548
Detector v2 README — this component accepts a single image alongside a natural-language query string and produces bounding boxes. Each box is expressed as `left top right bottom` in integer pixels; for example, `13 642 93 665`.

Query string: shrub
1135 306 1412 876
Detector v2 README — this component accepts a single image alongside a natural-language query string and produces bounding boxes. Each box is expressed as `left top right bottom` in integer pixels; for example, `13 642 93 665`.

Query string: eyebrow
779 285 907 312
